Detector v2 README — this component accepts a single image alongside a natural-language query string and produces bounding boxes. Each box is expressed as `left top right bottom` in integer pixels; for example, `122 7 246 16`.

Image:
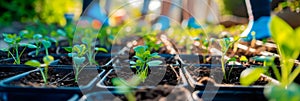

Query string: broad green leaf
240 56 248 62
4 38 13 44
73 45 81 53
57 29 66 36
20 43 37 49
33 34 43 40
63 47 73 52
43 55 54 64
42 40 51 48
264 83 300 101
147 60 163 66
130 61 136 65
0 48 8 51
95 47 108 53
270 16 295 50
240 67 265 86
150 53 160 58
133 45 146 54
68 53 77 57
74 56 86 65
25 60 41 67
227 57 236 62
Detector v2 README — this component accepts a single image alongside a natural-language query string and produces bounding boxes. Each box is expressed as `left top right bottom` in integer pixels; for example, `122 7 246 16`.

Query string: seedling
219 37 240 80
25 55 54 84
2 33 37 64
142 31 163 51
130 45 162 81
66 44 107 82
240 16 300 100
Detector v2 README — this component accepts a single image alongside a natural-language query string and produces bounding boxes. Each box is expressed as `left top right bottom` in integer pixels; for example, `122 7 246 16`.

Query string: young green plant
219 37 240 80
240 16 300 100
65 44 107 82
2 33 37 64
25 55 54 84
130 45 163 81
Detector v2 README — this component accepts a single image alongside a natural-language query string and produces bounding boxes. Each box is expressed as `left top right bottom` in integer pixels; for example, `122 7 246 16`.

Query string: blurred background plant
0 0 82 28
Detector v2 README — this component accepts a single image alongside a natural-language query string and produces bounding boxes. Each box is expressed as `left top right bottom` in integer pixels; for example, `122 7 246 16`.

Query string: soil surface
104 66 181 87
0 67 34 80
10 68 101 88
186 66 269 85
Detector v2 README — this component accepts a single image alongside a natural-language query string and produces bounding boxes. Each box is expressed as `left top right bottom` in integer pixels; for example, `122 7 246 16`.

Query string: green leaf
130 61 136 65
25 60 41 67
57 29 66 36
264 83 300 101
20 43 37 49
133 45 146 54
74 56 86 65
240 56 248 62
63 47 73 52
4 38 13 44
270 16 297 50
95 47 108 53
147 60 163 66
33 34 43 40
240 67 265 86
0 48 8 51
43 55 54 65
42 40 51 48
150 53 160 58
68 53 77 57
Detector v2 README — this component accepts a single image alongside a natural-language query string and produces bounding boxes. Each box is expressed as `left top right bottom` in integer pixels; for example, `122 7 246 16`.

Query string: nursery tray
192 90 267 101
0 65 36 80
79 87 192 101
183 64 279 91
97 66 188 90
1 93 79 101
0 66 106 97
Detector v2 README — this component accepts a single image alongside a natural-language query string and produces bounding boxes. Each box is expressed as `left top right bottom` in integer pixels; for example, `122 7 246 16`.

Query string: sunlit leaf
43 55 54 64
25 60 41 67
74 56 85 65
264 83 300 101
63 47 72 52
147 60 163 66
95 47 108 53
42 40 51 48
240 67 265 86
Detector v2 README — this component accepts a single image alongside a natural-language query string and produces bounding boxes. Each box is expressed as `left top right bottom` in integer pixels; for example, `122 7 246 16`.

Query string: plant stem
288 65 300 85
40 68 47 84
45 48 49 56
221 54 227 80
15 45 20 64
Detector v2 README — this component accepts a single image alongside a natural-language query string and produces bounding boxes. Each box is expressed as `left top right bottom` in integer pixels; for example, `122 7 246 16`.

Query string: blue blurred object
86 2 109 26
153 16 170 31
187 17 202 29
242 0 271 41
243 16 271 41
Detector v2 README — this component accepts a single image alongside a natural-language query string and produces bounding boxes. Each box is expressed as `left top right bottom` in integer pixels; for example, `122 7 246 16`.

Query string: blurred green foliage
0 0 80 27
0 0 36 27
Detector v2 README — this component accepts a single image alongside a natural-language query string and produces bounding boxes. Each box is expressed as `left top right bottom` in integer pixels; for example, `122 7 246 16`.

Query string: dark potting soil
104 66 180 87
57 55 111 65
109 86 188 101
0 70 29 80
186 66 269 86
10 68 101 87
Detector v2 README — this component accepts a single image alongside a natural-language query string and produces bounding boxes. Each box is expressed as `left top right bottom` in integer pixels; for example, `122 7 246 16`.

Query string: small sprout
25 55 54 84
240 56 248 62
131 45 162 81
2 33 36 64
